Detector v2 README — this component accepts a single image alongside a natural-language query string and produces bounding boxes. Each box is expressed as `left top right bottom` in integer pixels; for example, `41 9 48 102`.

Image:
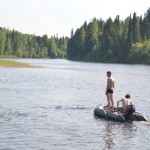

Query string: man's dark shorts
106 89 113 94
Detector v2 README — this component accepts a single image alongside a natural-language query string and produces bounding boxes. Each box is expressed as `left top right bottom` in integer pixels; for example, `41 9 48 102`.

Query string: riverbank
0 60 42 68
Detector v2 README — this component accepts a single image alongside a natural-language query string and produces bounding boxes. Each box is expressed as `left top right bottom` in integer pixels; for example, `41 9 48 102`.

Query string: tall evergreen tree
49 36 58 58
71 29 74 37
113 15 122 57
84 18 99 60
0 28 6 55
4 32 12 55
126 15 133 49
132 12 141 43
143 7 150 39
101 18 115 52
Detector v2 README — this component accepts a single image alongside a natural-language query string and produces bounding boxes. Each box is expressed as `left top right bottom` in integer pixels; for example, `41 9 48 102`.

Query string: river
0 59 150 150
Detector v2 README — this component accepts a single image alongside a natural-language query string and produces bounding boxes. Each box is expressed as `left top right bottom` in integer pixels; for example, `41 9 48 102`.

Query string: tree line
0 8 150 64
0 28 68 58
67 8 150 64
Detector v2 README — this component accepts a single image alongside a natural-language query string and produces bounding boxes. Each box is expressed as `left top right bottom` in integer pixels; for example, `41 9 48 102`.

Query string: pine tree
71 29 74 37
143 7 150 39
4 32 12 55
132 12 141 43
84 18 99 60
0 28 6 55
126 15 133 49
49 36 58 58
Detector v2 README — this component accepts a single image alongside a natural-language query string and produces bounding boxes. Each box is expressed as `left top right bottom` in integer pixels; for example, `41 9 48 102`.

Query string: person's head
107 71 112 77
125 94 131 99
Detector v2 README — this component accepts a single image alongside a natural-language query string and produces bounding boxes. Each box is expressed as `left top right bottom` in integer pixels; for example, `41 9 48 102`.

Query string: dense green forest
0 28 68 58
0 8 150 64
68 8 150 64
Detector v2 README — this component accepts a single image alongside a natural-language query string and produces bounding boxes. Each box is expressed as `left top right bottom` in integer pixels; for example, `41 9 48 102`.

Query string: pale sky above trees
0 0 149 37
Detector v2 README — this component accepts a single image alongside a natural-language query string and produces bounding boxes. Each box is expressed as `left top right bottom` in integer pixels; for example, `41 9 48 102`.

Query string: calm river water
0 59 150 150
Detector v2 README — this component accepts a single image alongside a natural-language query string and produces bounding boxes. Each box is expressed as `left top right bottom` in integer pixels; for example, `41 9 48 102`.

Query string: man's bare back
107 77 115 89
121 98 132 109
117 94 133 111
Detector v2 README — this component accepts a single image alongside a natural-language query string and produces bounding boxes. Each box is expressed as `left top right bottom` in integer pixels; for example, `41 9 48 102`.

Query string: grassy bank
0 60 41 68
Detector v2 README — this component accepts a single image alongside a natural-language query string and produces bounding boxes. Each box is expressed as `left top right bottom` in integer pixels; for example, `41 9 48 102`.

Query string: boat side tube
106 111 125 122
94 104 107 118
132 112 147 121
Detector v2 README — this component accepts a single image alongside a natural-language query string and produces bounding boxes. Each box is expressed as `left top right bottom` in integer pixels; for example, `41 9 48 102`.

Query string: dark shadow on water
35 105 93 111
54 105 93 111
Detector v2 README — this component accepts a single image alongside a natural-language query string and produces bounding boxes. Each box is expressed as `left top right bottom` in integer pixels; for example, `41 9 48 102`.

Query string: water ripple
0 59 149 150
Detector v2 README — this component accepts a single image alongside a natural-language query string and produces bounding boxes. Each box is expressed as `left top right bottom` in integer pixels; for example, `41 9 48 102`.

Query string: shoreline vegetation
0 8 150 64
0 59 43 68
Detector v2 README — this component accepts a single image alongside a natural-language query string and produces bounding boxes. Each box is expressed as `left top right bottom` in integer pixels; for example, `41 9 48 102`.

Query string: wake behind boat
94 104 147 122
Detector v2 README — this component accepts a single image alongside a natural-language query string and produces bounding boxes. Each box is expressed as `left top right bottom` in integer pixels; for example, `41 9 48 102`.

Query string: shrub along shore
0 59 42 68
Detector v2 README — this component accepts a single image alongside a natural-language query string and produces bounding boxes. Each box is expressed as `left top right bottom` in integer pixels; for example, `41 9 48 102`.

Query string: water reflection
102 122 138 150
103 122 115 150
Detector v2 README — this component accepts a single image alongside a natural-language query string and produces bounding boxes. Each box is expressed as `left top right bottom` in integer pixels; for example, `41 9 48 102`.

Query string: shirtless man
117 94 133 113
105 71 115 111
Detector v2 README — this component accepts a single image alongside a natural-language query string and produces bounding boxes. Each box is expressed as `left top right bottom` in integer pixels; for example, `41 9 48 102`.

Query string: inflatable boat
94 104 147 122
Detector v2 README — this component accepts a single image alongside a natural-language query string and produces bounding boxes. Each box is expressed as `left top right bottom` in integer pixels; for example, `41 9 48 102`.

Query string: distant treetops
0 28 68 59
0 7 150 64
67 7 150 64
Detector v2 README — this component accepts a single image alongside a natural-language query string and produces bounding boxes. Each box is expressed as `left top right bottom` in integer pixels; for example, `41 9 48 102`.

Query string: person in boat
117 94 132 113
105 71 115 111
117 94 135 121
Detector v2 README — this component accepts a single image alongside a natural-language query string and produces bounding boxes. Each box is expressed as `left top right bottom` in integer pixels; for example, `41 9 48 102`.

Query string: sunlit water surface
0 59 150 150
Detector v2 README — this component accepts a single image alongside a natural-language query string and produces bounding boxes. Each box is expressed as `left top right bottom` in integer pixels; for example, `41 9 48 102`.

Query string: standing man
105 71 115 111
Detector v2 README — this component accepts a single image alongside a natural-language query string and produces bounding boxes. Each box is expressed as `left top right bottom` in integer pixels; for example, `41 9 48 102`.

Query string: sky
0 0 149 37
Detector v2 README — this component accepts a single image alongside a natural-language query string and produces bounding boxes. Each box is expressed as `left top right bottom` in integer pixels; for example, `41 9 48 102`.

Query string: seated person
117 94 133 113
117 94 136 121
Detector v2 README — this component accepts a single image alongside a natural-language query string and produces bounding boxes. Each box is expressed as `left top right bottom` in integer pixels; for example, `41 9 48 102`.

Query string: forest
0 8 150 64
68 7 150 64
0 28 68 58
